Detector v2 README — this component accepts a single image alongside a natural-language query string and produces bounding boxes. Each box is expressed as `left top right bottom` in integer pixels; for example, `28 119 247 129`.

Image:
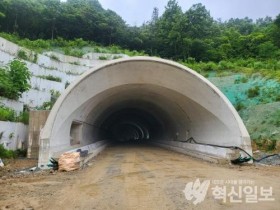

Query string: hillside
0 36 130 150
0 36 279 152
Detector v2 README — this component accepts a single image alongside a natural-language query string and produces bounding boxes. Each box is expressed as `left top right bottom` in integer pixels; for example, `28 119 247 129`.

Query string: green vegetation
98 55 109 60
1 0 279 62
0 144 16 159
65 70 80 76
0 0 279 149
49 54 60 61
271 110 280 127
36 90 61 110
0 105 29 124
0 60 31 100
18 111 29 125
0 144 27 159
235 76 248 84
38 75 62 82
247 86 260 98
0 105 16 121
113 55 123 60
235 102 245 111
17 49 38 63
255 140 277 151
0 32 145 58
17 49 28 60
64 48 84 58
181 59 280 81
70 61 80 65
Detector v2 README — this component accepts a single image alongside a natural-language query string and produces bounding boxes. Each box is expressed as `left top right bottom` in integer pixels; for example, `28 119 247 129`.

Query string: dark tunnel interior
98 108 165 143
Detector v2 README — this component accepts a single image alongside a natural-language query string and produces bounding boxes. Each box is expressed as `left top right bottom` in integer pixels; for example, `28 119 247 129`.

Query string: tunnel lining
39 57 252 167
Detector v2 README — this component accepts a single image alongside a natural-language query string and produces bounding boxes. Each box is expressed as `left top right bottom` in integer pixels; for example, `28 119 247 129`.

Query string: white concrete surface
0 121 28 150
20 89 51 108
39 57 252 167
0 97 24 114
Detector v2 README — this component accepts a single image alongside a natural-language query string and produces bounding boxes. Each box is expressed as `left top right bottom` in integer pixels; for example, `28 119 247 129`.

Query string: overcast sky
98 0 280 26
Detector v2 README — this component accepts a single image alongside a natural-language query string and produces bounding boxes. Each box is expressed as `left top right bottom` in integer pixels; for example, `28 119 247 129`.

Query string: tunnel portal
38 57 252 167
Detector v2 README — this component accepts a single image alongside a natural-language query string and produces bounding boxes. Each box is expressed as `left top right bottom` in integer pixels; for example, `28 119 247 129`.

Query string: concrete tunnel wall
38 57 252 167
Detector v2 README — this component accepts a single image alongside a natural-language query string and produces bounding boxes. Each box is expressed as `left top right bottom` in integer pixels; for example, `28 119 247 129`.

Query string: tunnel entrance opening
39 57 252 168
83 85 192 146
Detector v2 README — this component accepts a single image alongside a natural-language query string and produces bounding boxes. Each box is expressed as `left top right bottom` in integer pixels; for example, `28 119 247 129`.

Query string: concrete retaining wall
20 89 51 108
0 121 28 150
0 97 24 114
27 111 50 159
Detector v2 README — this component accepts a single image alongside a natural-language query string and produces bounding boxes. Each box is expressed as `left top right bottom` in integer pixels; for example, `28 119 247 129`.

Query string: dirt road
0 144 280 210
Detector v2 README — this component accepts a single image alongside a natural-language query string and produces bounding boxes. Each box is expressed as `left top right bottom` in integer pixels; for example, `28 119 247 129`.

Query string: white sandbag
58 152 80 172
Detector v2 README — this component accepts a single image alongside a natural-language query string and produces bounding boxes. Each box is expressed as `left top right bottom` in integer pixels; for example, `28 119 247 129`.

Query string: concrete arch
39 57 252 167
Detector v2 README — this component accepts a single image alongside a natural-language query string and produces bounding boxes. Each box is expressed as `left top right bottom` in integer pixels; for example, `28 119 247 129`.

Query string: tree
8 60 31 99
258 41 278 58
270 14 280 47
151 7 159 25
155 0 183 58
184 3 214 39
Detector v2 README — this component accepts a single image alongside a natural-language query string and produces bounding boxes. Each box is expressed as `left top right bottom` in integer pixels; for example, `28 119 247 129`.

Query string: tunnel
38 57 252 168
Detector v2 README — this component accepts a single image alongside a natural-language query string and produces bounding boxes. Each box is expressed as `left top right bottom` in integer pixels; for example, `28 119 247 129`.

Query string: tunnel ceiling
39 57 252 166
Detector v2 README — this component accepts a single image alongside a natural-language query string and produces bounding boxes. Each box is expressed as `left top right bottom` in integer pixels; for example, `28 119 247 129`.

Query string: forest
0 0 279 63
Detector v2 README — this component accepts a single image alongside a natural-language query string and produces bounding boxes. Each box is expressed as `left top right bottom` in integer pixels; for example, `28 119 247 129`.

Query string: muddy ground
0 144 279 210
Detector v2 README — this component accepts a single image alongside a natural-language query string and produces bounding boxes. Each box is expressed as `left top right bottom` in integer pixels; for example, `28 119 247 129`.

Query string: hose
181 137 280 163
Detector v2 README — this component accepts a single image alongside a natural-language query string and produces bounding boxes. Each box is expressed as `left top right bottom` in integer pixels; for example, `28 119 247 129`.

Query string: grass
0 106 29 124
38 75 62 82
255 139 278 152
182 59 280 81
99 55 109 60
50 54 60 61
0 32 146 58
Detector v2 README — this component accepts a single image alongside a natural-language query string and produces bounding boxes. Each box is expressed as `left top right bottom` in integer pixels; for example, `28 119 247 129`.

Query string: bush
234 76 248 84
17 49 28 60
0 106 29 124
247 86 260 98
235 102 245 111
50 54 60 61
15 149 27 158
99 55 108 60
68 50 84 58
0 106 16 121
200 62 218 71
0 144 16 159
218 60 236 70
18 111 29 125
